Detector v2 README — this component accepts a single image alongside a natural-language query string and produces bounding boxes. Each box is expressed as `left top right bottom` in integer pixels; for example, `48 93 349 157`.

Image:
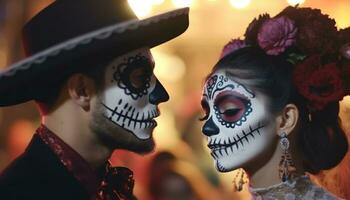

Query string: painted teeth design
101 102 159 129
207 122 265 158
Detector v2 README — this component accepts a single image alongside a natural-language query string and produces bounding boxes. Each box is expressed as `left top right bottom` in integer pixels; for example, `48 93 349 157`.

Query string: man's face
200 70 277 172
90 48 169 153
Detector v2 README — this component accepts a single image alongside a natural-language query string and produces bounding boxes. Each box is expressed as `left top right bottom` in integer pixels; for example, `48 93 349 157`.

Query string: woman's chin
214 159 240 173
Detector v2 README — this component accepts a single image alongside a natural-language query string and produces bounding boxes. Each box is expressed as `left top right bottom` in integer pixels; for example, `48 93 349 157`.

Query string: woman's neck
247 142 305 188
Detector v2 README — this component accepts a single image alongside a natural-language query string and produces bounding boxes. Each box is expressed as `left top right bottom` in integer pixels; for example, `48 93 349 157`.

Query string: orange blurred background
0 0 349 199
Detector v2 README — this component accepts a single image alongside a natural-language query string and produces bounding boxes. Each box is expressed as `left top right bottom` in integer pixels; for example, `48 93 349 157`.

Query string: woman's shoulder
251 175 343 200
306 179 343 200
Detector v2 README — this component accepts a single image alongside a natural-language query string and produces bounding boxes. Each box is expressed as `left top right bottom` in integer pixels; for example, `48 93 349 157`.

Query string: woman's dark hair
212 46 348 174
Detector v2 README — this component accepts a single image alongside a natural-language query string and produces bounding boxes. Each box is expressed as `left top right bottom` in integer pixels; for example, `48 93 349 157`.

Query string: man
0 0 189 199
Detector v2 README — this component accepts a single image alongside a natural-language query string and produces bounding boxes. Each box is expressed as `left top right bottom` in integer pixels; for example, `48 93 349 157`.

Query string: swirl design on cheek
213 91 253 128
112 54 152 100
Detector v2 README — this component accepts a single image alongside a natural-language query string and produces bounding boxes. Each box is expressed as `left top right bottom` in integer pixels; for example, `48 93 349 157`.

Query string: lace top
250 175 342 200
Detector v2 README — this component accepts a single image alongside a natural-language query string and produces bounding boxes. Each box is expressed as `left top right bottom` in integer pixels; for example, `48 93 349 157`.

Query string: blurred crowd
0 0 350 199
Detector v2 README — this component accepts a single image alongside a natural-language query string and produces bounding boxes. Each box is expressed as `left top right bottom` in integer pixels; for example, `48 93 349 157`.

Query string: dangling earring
233 168 247 192
278 132 297 182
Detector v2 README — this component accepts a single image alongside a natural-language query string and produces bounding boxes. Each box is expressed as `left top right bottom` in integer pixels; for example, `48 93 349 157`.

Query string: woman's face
200 69 277 172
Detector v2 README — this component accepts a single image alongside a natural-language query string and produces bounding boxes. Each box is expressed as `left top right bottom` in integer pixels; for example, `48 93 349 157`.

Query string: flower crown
220 6 350 112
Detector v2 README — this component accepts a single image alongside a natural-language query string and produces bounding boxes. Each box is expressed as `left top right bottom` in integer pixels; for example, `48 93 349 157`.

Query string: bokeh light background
0 0 349 199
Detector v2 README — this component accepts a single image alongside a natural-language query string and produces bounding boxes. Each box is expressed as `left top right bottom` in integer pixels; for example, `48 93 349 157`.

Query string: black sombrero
0 0 189 106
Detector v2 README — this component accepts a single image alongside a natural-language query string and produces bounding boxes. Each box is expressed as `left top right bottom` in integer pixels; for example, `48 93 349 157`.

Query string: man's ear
67 73 95 111
275 104 299 136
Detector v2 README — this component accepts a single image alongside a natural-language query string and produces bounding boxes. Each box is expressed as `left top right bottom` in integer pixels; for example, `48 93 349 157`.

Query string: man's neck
42 114 112 169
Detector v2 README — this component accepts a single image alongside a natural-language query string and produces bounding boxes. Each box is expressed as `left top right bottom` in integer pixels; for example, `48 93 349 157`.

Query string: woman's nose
202 117 219 136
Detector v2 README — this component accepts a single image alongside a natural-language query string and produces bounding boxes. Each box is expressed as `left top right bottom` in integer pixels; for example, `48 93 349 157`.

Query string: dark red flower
278 7 338 56
293 55 346 110
257 16 297 55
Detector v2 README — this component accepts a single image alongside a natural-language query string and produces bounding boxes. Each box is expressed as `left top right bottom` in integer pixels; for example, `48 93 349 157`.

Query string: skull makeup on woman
199 6 349 199
201 70 276 172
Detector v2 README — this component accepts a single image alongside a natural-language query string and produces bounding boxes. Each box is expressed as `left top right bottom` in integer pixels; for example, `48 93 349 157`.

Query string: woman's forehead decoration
203 72 255 100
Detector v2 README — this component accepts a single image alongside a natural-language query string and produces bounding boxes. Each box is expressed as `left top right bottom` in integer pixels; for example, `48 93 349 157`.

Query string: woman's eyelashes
199 99 210 121
221 108 241 116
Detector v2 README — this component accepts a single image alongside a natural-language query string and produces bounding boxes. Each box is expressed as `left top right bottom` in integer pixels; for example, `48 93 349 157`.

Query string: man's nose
149 79 169 105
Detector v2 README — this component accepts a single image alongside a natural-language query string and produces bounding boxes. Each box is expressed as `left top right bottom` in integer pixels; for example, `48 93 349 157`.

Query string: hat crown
22 0 137 56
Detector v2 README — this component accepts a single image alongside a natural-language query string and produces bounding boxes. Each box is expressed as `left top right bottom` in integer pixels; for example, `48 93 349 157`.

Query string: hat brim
0 8 189 106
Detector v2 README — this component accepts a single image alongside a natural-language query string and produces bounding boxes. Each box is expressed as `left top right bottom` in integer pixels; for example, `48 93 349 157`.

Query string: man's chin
123 137 155 154
124 126 159 153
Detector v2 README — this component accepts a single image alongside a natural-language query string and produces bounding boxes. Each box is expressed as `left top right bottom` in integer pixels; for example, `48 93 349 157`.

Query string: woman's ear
67 73 95 111
275 104 299 136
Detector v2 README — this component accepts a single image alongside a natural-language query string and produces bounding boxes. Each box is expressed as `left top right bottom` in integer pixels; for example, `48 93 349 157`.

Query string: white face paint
100 48 167 140
201 70 276 172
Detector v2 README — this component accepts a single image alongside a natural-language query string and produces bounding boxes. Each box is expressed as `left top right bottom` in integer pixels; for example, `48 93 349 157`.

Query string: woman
200 6 349 199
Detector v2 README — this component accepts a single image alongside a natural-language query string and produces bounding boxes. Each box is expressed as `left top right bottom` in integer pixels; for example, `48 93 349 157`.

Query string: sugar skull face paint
201 70 276 172
100 48 169 140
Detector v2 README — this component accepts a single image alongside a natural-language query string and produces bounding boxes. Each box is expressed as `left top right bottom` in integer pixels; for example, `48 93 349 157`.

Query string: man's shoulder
0 135 90 200
0 135 50 185
0 151 40 199
0 152 34 183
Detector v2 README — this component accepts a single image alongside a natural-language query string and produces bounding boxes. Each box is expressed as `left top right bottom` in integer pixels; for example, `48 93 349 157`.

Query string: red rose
257 16 297 55
294 55 346 110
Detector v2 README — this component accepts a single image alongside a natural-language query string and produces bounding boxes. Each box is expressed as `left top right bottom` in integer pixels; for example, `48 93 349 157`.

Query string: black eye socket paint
113 53 153 100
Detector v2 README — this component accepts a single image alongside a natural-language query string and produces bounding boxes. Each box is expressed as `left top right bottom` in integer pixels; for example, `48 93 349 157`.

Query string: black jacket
0 134 91 200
